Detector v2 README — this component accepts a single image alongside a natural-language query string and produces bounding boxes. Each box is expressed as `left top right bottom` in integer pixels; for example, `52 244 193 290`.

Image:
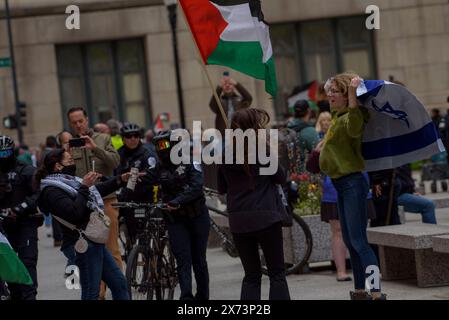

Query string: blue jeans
62 240 129 300
167 207 210 300
332 173 381 292
397 193 437 224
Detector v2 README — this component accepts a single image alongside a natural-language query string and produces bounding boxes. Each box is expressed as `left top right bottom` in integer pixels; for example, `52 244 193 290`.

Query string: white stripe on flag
0 232 11 248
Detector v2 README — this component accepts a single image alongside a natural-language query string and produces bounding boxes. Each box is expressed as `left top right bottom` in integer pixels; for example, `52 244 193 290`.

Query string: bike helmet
120 123 141 136
152 130 172 152
0 136 15 159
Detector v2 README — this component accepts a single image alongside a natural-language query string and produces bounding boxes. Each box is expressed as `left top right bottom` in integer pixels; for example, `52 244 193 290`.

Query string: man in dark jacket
0 136 41 300
116 123 158 243
396 164 436 224
209 73 253 136
369 169 401 227
146 130 210 301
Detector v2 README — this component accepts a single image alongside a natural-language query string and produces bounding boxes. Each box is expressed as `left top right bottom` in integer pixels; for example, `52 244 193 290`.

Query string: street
36 205 449 300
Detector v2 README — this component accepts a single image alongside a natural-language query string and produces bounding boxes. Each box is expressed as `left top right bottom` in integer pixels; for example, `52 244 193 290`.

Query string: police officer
147 130 210 301
0 136 41 300
116 123 158 243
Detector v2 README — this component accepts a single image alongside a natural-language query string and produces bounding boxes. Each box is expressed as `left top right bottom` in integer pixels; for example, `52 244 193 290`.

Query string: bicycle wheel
154 242 177 300
126 245 153 300
261 213 313 276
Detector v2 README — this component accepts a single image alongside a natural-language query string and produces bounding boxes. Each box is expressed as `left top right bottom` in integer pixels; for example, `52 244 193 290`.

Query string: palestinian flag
288 81 318 111
179 0 278 96
0 232 33 285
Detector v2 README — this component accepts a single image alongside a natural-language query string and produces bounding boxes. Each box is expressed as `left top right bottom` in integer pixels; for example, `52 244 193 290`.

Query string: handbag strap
52 215 80 232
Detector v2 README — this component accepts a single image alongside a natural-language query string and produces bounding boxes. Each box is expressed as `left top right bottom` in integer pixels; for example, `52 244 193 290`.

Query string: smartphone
69 138 86 148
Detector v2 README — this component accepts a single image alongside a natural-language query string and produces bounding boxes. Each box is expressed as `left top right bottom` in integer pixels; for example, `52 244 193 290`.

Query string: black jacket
38 177 122 249
217 163 286 234
146 161 206 220
116 144 157 203
396 164 415 195
0 161 40 223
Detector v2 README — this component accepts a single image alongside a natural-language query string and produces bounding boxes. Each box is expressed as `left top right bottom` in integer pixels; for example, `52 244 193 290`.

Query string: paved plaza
36 194 449 300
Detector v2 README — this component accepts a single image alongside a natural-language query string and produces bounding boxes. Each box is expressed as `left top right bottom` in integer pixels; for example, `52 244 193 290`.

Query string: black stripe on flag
209 0 249 6
209 0 265 22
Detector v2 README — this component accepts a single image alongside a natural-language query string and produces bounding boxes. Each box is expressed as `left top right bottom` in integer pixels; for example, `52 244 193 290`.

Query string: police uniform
116 143 158 242
147 159 210 300
0 160 40 300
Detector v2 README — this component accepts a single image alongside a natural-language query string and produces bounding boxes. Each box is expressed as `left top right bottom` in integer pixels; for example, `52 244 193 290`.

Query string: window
56 39 151 128
271 16 376 118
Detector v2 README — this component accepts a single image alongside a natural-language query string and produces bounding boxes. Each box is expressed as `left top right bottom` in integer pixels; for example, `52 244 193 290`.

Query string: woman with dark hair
36 149 130 300
217 108 290 300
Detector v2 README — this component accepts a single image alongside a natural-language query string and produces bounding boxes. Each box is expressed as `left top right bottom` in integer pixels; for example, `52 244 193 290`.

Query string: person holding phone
37 148 131 300
209 71 253 136
66 107 122 299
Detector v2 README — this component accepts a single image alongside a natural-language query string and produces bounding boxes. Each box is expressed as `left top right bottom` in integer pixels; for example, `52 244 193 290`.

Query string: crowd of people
0 71 445 301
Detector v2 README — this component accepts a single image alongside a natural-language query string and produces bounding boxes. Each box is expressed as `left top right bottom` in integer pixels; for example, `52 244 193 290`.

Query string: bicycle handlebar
111 202 170 210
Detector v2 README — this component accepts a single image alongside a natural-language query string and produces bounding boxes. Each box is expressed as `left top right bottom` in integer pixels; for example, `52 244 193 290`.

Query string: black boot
350 291 372 300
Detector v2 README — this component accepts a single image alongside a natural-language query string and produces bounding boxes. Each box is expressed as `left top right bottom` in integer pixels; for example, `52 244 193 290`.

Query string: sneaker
350 291 372 300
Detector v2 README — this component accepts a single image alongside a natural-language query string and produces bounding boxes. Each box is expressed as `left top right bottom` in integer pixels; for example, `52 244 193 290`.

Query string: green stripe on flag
207 39 278 96
0 239 33 285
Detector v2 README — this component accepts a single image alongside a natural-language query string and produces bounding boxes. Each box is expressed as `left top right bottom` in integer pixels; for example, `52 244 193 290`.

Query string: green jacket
287 118 319 172
319 107 370 179
72 130 120 198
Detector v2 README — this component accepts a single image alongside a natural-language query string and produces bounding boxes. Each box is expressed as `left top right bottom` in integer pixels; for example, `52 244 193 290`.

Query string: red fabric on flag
155 116 164 131
308 81 318 102
179 0 228 63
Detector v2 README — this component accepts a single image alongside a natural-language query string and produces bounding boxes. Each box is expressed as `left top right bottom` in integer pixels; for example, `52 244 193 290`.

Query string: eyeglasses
0 149 13 159
155 139 171 151
123 133 140 139
326 88 343 96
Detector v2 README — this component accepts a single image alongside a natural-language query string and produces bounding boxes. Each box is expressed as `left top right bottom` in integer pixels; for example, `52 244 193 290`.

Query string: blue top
321 172 372 203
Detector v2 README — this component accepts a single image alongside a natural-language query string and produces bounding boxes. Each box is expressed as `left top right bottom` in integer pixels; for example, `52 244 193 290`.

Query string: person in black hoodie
37 149 130 300
116 123 158 244
218 108 291 300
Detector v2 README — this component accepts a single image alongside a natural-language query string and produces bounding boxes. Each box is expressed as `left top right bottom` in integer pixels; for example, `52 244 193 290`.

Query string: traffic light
18 102 26 126
3 114 17 129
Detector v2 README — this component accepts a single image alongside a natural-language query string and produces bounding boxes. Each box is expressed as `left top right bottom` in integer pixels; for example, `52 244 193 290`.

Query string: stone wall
0 0 448 146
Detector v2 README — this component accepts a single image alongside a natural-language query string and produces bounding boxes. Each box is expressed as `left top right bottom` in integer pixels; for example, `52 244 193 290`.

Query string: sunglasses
155 140 171 151
0 149 13 159
123 133 140 139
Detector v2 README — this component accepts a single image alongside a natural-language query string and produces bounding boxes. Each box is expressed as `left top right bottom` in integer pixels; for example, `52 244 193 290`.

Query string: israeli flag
357 80 445 172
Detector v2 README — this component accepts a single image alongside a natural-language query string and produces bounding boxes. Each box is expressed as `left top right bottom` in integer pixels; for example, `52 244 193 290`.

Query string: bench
432 235 449 254
367 223 449 287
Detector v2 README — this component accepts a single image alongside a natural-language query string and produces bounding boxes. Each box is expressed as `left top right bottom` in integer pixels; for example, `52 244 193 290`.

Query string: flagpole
178 3 229 129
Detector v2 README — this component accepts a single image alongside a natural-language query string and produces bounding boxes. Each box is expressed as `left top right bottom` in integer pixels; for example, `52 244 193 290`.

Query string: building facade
0 0 448 147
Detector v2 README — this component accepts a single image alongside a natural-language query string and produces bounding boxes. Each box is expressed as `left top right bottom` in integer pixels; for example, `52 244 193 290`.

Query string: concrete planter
283 214 332 267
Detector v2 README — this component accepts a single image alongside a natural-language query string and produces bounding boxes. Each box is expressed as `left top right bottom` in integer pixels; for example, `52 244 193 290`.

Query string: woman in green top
319 72 386 300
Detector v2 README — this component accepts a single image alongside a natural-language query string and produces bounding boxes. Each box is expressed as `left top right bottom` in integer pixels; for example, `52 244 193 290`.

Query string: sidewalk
36 202 449 300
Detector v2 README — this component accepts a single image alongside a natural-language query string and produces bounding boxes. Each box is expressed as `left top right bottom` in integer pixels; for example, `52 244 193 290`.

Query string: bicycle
203 187 313 275
118 215 132 265
111 202 178 300
203 188 239 258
